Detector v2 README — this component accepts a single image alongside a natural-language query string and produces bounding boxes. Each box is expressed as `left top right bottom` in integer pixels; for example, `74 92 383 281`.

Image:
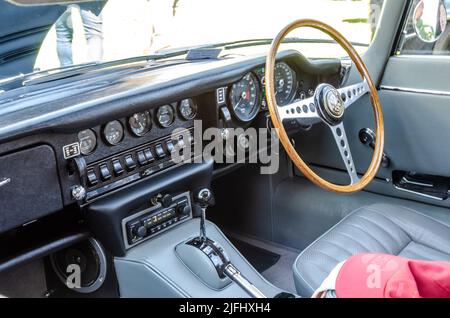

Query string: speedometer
229 72 260 122
274 62 296 106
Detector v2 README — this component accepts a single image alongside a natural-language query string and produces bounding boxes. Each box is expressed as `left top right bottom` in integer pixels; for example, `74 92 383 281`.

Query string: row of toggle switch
86 139 177 188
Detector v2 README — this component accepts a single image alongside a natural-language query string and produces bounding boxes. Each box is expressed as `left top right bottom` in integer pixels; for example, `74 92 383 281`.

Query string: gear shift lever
194 188 215 241
180 188 266 298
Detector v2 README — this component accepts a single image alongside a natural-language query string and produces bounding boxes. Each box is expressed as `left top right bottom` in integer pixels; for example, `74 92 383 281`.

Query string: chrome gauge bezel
274 61 297 106
102 120 124 146
78 129 97 155
178 98 198 120
228 72 261 123
128 110 152 137
156 104 175 128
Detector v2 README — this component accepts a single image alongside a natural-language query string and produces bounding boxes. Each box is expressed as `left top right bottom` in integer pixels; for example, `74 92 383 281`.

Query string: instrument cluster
77 98 197 156
227 61 317 123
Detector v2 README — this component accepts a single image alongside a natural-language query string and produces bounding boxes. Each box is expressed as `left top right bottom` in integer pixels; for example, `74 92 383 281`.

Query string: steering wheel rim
265 19 384 194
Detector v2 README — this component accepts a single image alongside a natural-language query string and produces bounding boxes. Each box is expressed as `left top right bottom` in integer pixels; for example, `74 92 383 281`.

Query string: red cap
335 253 450 298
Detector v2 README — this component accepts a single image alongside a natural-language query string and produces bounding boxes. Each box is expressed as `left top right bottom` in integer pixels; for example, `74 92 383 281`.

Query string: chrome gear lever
181 189 266 298
194 188 215 241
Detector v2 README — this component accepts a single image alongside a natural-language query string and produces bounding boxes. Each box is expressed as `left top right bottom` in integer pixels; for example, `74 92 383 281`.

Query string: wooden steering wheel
265 19 384 193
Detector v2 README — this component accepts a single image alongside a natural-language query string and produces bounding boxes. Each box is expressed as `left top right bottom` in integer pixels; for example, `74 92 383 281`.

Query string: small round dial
229 72 260 122
128 111 152 136
179 99 197 120
78 129 97 155
103 120 124 146
156 105 175 128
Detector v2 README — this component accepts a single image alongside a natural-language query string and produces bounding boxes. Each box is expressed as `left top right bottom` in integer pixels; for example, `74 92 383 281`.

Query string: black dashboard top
0 50 340 144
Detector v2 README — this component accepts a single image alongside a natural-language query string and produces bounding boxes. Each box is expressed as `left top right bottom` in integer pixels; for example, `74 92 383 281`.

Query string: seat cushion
293 203 450 297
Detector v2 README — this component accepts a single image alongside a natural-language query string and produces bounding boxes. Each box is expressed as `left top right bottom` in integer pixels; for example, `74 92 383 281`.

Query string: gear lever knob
195 188 215 208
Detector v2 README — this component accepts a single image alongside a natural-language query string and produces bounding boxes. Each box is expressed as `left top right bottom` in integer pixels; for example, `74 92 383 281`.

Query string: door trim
380 85 450 97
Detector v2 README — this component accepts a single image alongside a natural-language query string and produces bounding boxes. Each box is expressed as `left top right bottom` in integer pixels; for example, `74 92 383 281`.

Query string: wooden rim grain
265 19 384 193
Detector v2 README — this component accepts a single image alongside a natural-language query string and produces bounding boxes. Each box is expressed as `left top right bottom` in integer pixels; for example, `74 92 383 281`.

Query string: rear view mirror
413 0 448 43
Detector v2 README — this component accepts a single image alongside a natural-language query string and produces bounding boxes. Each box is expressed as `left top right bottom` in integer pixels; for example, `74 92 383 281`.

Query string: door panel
294 33 450 207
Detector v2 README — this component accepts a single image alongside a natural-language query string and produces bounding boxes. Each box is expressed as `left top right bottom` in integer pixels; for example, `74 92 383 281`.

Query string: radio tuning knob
177 203 190 216
135 225 147 238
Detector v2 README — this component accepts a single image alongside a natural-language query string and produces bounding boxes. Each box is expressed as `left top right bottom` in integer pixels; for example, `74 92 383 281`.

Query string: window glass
397 0 450 55
34 0 385 72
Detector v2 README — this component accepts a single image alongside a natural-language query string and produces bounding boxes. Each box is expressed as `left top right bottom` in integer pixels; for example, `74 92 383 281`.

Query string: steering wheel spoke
278 97 321 126
329 123 360 184
338 81 369 109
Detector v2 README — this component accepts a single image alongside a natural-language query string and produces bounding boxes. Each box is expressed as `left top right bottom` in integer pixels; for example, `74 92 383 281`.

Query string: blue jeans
56 6 103 67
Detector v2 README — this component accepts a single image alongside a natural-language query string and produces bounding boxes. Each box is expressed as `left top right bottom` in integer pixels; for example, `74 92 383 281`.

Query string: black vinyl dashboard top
0 50 340 144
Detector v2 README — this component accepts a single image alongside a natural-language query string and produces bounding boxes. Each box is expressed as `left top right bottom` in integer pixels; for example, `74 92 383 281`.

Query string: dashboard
0 50 342 259
63 59 328 208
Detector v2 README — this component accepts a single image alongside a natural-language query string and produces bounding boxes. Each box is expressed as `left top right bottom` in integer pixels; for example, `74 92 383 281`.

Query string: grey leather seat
293 203 450 297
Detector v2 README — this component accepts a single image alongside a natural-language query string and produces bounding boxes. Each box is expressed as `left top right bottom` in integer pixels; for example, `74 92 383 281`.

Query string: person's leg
55 9 74 67
79 9 103 63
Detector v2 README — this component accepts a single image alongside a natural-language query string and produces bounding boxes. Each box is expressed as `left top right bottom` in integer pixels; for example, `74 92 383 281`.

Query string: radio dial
177 203 190 216
135 225 147 238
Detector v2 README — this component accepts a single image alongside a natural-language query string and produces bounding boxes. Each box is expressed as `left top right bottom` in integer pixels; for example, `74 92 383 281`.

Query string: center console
86 159 289 298
114 219 284 298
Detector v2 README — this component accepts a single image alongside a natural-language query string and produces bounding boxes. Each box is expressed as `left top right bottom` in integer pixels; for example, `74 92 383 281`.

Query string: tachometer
274 62 296 106
129 111 152 137
103 120 124 146
229 72 260 122
156 105 175 128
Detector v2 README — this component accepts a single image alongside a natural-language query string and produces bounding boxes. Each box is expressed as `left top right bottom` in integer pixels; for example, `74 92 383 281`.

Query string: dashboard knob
177 203 190 216
71 185 86 201
135 225 147 238
157 194 173 208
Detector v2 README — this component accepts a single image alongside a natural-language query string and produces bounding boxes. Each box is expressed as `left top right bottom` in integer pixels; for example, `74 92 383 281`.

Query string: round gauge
274 62 296 106
156 105 175 128
78 129 97 155
103 120 124 146
299 91 307 100
128 111 152 137
179 99 197 120
229 72 260 122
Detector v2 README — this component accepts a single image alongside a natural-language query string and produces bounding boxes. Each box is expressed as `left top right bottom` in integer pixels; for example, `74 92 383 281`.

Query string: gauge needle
234 97 243 110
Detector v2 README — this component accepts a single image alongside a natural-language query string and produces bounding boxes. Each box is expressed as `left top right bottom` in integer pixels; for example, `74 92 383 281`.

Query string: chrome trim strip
393 185 445 201
380 85 450 97
392 55 450 60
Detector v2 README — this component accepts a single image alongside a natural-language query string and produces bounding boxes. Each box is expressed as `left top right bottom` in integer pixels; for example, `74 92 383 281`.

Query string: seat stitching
397 241 431 260
320 237 364 256
356 207 414 242
294 203 450 296
342 221 393 252
305 246 346 264
355 213 410 253
362 207 450 255
293 206 369 295
330 230 371 252
370 204 450 228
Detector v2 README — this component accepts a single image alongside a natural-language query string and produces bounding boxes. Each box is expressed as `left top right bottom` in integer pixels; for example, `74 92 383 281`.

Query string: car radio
121 192 192 249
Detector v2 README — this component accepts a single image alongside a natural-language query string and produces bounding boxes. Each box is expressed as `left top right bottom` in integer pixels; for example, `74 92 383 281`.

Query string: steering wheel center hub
317 84 345 124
